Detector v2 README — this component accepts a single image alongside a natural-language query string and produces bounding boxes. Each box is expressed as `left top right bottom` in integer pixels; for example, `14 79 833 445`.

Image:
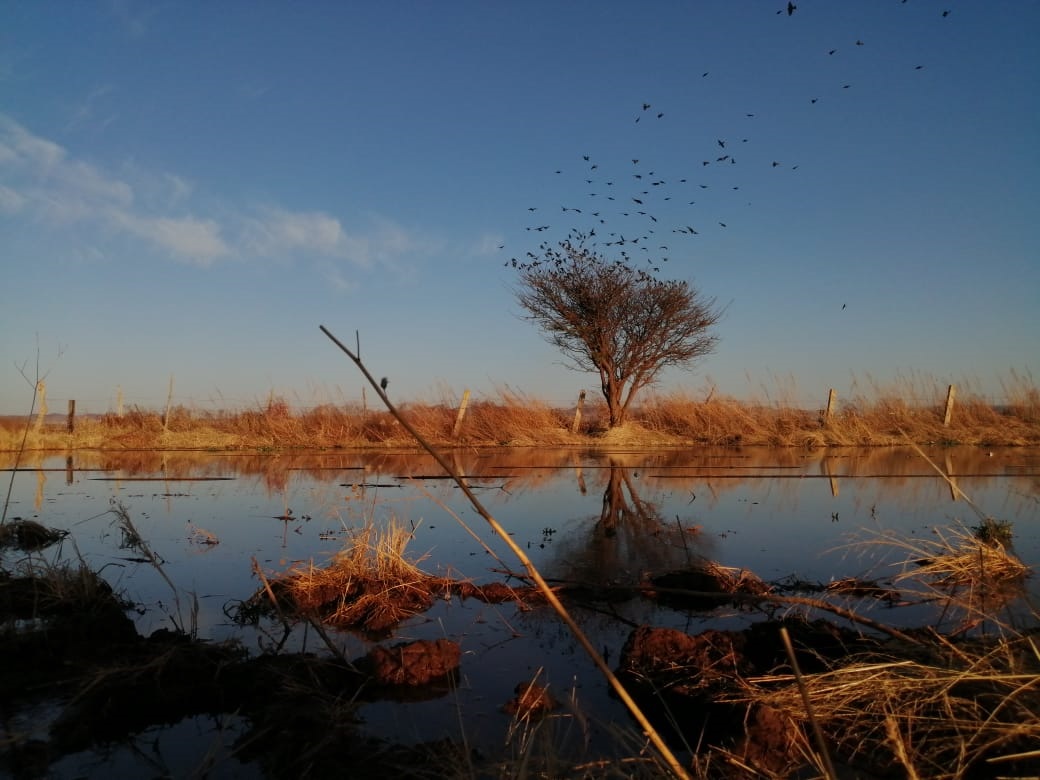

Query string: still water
4 446 1038 775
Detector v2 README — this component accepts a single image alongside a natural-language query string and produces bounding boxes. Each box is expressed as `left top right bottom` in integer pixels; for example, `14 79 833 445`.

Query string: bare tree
514 237 723 427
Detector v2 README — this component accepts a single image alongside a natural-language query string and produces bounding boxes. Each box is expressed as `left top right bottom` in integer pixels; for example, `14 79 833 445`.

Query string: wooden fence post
822 457 839 496
67 400 75 434
943 384 956 427
823 388 837 425
572 390 587 433
452 389 471 439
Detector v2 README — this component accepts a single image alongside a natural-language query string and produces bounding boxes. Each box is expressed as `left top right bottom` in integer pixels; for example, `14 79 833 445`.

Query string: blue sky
1 1 1037 415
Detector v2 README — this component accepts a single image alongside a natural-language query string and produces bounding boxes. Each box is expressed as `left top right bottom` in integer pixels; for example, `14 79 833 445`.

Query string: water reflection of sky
3 446 1038 760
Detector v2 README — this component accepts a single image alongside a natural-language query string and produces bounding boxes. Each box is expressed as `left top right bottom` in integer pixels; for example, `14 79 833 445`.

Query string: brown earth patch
365 638 461 687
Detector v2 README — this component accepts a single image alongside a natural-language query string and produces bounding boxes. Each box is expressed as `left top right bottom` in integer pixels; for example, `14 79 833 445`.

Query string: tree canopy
514 237 722 427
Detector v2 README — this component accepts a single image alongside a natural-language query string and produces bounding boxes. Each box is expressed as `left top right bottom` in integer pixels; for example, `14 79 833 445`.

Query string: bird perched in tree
380 377 388 391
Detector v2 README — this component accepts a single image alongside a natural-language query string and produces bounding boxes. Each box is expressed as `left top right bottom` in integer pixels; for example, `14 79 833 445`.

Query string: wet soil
3 558 1038 779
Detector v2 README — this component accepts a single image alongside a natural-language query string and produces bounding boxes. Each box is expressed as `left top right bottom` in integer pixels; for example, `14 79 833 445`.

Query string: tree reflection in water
549 457 717 590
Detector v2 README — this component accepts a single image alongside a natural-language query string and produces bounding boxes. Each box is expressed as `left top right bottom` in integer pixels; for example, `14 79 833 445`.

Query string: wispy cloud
105 0 157 38
0 115 452 282
0 184 25 214
108 211 230 265
244 208 347 257
1 115 133 223
473 232 505 257
67 84 118 133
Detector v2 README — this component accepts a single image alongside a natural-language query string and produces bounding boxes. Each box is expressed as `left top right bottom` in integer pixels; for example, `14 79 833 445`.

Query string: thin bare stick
408 478 518 575
780 626 838 780
320 325 691 780
898 431 988 521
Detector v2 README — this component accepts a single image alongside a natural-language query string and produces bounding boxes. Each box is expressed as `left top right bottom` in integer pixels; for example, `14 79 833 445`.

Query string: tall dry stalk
3 341 63 525
320 325 692 780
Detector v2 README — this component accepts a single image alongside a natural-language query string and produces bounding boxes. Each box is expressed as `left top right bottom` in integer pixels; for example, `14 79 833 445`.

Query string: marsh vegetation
2 371 1038 453
1 445 1037 778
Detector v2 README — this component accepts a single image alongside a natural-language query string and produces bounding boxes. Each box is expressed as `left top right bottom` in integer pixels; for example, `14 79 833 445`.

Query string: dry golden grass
244 519 444 633
854 524 1033 635
2 372 1038 451
739 640 1040 779
729 521 1039 779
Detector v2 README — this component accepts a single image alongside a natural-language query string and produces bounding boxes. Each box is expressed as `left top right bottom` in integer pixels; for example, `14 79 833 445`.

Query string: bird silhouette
787 2 796 16
380 377 389 391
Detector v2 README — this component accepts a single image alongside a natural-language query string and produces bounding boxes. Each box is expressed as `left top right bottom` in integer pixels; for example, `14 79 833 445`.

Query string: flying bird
717 139 726 148
787 2 796 16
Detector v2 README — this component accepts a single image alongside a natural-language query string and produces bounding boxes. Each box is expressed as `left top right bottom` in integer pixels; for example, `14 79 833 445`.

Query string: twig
897 431 988 522
781 626 838 780
320 325 692 780
407 478 518 576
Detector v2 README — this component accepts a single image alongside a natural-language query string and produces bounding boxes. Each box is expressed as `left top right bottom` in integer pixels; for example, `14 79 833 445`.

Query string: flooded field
3 446 1039 778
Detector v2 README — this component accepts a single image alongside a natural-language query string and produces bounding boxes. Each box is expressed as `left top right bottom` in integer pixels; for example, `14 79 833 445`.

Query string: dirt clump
365 638 461 687
503 680 557 719
615 618 878 774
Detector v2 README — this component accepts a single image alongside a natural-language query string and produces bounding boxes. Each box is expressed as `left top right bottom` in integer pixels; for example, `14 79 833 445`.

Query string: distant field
2 380 1038 451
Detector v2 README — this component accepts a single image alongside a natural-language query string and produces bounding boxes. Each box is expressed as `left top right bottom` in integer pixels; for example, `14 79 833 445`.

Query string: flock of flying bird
504 2 953 276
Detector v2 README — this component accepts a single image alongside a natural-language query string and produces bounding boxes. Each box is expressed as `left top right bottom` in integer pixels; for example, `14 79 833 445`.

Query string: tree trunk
600 362 627 427
605 380 626 427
